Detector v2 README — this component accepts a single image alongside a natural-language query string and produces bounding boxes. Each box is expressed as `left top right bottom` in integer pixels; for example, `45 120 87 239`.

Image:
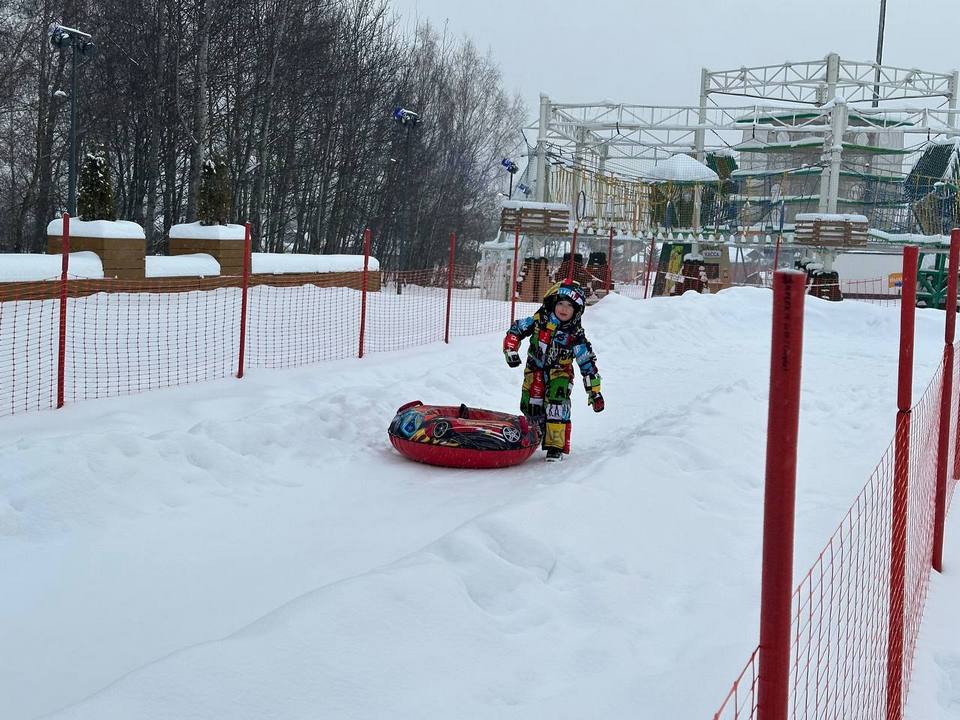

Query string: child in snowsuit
502 280 604 462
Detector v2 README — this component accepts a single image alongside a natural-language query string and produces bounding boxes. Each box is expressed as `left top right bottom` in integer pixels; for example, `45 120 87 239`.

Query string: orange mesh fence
712 353 957 720
365 269 446 353
0 282 59 415
63 278 241 402
245 278 359 368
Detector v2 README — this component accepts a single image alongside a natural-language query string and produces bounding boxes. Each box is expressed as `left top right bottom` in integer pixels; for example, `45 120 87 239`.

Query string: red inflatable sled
388 401 541 469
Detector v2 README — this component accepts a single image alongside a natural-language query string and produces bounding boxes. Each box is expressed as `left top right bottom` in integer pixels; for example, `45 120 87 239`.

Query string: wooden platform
500 205 570 235
794 217 869 247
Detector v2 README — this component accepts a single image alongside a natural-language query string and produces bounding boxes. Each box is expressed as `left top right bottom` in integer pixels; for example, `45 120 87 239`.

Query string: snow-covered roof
637 154 719 184
500 200 571 212
169 222 247 240
869 229 951 245
46 218 146 239
0 251 104 282
252 253 380 274
709 147 737 159
146 254 220 278
795 213 868 223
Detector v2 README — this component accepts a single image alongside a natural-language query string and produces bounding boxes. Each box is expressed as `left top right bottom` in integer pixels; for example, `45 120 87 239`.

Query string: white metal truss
529 54 960 192
705 56 956 105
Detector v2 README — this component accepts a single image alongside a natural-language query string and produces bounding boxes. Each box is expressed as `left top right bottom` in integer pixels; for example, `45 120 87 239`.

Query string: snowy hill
1 289 957 719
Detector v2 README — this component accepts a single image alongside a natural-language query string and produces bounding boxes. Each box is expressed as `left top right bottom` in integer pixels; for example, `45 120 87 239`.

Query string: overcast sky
389 0 959 115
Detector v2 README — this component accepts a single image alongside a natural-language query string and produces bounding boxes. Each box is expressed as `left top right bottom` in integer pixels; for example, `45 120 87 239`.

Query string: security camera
392 107 420 127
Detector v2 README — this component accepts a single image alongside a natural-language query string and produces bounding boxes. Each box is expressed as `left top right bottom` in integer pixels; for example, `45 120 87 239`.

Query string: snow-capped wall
0 251 105 282
252 253 380 274
46 219 146 239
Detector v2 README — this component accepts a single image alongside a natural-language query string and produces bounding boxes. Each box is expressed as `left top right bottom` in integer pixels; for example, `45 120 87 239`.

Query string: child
502 279 604 462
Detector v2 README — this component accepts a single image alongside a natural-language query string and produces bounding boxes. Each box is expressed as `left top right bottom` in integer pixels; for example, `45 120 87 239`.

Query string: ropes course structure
521 53 958 239
481 54 960 304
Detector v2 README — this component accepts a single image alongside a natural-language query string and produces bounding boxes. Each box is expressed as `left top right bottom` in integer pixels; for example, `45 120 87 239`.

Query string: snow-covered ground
1 288 958 719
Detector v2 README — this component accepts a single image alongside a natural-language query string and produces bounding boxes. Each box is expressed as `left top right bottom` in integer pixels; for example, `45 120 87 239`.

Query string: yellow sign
888 272 902 289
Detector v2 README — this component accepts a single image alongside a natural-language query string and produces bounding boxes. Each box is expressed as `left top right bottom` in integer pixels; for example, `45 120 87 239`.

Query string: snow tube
388 401 541 469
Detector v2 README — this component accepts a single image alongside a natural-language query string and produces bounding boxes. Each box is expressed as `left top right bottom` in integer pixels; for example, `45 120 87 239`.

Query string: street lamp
49 23 96 217
501 158 519 198
391 106 420 291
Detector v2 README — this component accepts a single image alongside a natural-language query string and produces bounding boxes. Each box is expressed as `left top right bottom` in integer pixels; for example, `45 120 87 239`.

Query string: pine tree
197 152 232 225
77 146 116 221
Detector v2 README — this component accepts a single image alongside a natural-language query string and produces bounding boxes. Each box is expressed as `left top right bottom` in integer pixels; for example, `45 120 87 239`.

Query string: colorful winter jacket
504 309 602 400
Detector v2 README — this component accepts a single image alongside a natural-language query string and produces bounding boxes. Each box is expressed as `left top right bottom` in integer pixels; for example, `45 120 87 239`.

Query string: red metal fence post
236 222 252 378
606 226 614 293
952 231 960 482
56 212 70 409
642 234 656 299
757 269 806 720
445 232 456 344
566 228 578 283
887 244 918 720
510 224 520 324
934 232 959 572
359 228 371 358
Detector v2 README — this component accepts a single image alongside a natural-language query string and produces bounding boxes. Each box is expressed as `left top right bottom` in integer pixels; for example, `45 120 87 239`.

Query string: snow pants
520 364 573 453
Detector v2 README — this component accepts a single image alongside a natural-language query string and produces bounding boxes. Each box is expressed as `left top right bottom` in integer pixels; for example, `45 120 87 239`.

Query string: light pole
502 158 519 198
49 23 96 217
391 106 420 292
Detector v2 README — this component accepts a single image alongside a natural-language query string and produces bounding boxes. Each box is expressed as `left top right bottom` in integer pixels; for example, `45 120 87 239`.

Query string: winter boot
545 449 563 463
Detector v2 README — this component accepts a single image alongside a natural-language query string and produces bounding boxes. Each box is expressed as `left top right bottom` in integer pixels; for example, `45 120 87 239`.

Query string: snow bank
0 251 104 281
252 253 380 274
145 254 220 278
169 222 247 241
46 218 146 239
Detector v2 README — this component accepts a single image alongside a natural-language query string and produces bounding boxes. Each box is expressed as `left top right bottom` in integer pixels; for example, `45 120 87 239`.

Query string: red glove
503 334 521 368
589 392 604 413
